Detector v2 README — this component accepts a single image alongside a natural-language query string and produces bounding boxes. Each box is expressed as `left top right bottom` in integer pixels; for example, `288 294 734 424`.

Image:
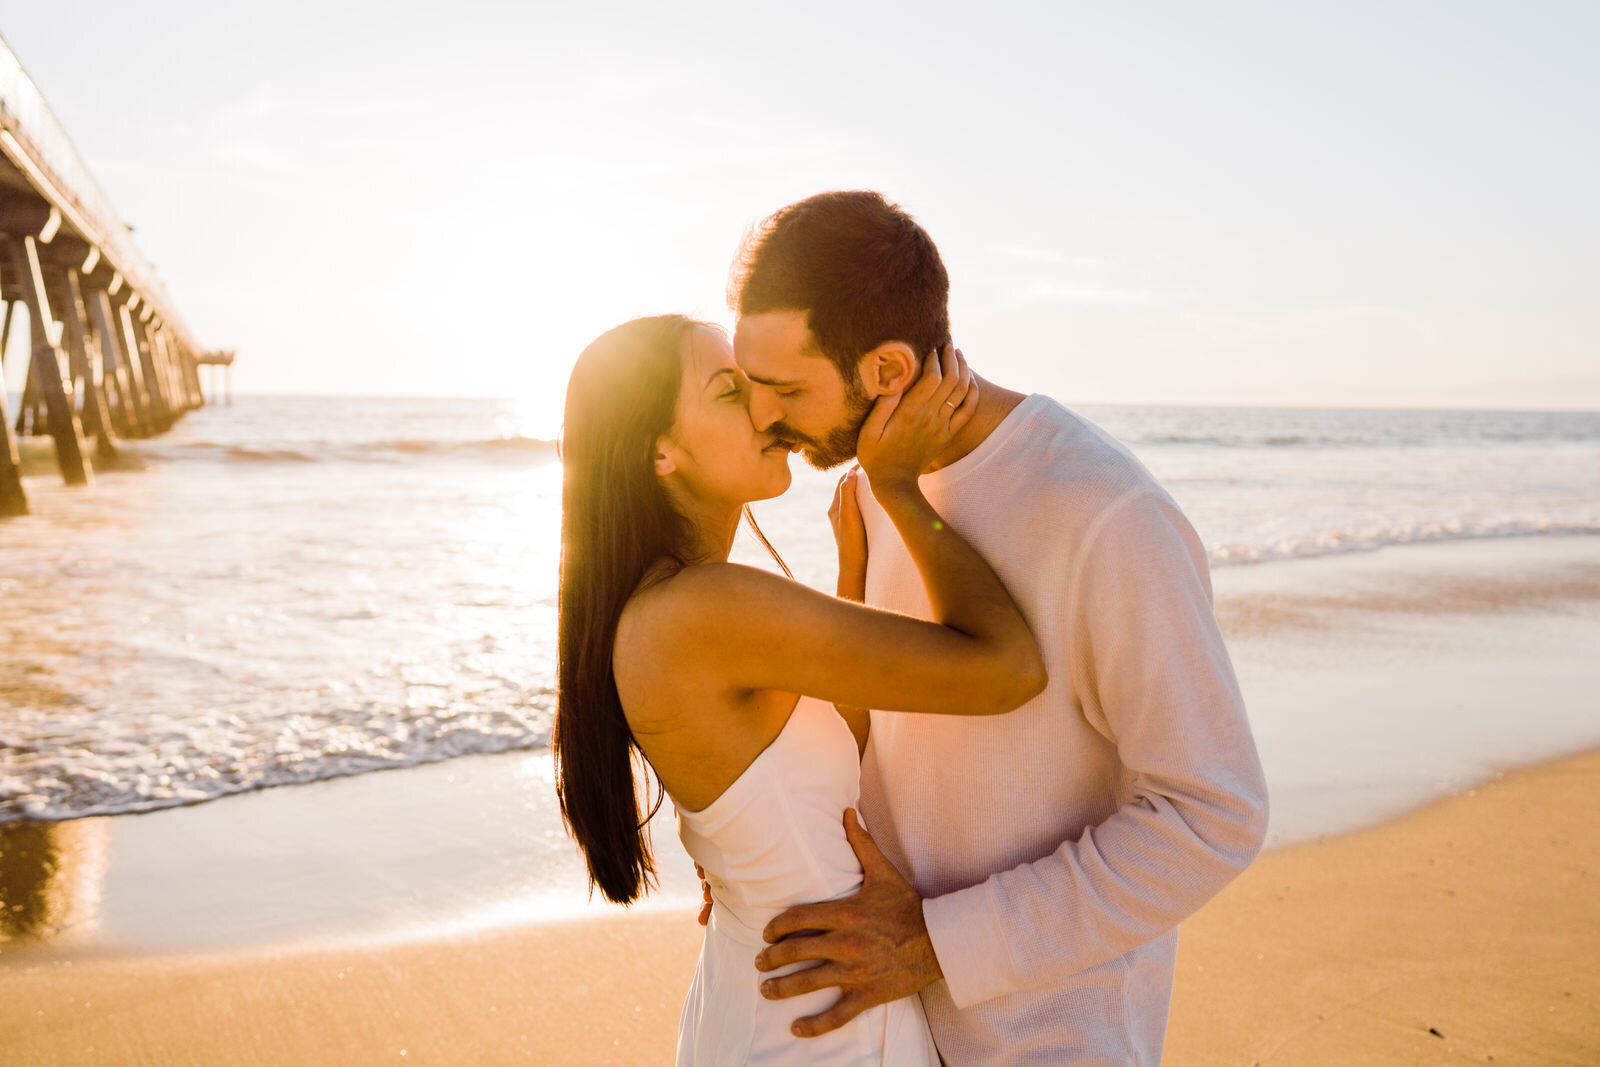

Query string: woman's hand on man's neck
926 372 1027 474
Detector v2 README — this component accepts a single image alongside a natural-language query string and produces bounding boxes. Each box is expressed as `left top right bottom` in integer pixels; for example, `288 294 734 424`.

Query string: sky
2 1 1597 436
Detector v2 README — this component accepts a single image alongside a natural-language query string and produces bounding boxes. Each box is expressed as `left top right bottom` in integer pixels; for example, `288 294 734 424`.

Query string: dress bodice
675 696 866 946
668 696 939 1065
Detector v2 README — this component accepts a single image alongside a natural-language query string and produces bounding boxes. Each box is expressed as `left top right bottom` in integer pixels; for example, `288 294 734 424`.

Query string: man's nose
745 384 783 433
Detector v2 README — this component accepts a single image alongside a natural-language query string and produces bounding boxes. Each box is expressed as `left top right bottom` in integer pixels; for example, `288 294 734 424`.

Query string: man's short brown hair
727 191 951 374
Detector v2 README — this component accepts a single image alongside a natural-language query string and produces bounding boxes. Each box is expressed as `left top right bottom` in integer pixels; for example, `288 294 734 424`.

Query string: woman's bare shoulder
615 563 792 679
614 563 803 734
622 562 794 640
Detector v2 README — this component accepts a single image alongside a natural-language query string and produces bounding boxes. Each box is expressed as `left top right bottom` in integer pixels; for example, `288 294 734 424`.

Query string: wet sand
2 534 1598 1063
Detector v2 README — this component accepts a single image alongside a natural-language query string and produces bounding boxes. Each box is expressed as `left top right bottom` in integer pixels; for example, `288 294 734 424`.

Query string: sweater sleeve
921 485 1270 1009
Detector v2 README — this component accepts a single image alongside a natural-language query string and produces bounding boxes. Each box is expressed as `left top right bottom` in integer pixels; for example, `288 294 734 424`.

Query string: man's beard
773 380 873 471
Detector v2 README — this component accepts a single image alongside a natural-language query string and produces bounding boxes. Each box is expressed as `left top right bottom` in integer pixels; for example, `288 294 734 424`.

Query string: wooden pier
0 33 223 517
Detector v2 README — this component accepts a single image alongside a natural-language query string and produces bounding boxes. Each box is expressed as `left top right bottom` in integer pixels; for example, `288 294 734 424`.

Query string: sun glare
512 391 563 445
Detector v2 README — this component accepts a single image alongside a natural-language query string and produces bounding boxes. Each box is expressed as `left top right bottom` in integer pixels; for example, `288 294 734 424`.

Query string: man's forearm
922 767 1267 1009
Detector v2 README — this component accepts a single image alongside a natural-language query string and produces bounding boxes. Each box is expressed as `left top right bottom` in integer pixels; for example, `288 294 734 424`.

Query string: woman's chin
753 454 792 499
767 467 793 498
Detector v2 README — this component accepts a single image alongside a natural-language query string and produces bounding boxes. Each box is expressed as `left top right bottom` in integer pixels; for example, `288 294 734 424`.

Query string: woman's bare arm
641 559 1043 718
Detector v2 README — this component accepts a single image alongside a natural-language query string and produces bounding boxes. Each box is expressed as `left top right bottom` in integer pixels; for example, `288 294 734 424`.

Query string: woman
555 314 1046 1064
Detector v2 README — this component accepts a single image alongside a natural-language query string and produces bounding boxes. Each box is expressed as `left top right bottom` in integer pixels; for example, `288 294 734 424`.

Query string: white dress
673 696 941 1066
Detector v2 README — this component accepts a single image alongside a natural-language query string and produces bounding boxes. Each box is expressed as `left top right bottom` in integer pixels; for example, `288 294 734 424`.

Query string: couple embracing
555 191 1269 1064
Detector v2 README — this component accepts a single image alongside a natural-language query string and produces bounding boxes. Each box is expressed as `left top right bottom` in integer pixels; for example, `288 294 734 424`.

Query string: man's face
732 311 872 471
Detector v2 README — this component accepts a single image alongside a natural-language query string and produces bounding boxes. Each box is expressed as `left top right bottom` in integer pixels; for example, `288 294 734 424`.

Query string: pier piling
87 288 142 438
0 301 22 513
119 302 168 434
129 314 173 432
56 265 117 462
0 355 23 515
10 234 91 485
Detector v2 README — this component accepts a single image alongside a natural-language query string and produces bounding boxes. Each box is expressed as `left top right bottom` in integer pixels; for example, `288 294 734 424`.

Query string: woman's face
658 326 793 508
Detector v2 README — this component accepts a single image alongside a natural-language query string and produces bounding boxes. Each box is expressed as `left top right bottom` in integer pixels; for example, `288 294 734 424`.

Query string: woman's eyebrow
705 367 741 389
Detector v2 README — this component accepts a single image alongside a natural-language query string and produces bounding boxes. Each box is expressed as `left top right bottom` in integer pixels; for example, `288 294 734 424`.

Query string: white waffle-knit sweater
855 394 1269 1065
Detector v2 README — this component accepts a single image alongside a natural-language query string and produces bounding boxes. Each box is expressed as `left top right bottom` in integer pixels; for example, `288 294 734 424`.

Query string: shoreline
2 532 1598 960
6 529 1594 825
1 745 1593 1065
5 527 1594 829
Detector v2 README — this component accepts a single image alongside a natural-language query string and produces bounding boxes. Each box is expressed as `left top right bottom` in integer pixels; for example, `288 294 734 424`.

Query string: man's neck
926 373 1028 473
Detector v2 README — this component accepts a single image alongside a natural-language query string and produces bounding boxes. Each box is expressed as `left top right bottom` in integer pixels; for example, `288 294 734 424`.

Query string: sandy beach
1 746 1593 1065
3 534 1598 1064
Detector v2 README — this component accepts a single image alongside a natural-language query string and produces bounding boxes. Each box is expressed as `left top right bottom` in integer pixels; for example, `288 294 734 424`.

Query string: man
726 190 1270 1063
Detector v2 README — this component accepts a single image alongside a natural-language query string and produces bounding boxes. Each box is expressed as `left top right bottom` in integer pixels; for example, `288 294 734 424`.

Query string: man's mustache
766 423 817 449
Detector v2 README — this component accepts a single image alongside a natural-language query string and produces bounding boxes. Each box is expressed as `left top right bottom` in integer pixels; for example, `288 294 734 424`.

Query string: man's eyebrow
745 373 800 388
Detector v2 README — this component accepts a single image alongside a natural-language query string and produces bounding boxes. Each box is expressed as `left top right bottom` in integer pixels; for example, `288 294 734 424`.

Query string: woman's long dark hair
555 314 788 905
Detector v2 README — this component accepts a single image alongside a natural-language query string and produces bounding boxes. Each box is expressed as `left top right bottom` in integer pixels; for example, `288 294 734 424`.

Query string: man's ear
857 341 920 397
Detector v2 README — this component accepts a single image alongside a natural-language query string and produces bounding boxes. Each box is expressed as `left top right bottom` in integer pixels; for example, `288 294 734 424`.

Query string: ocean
3 396 1598 825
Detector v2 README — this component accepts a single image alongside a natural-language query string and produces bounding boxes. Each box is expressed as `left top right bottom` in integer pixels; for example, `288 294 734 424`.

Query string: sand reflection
0 818 107 945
